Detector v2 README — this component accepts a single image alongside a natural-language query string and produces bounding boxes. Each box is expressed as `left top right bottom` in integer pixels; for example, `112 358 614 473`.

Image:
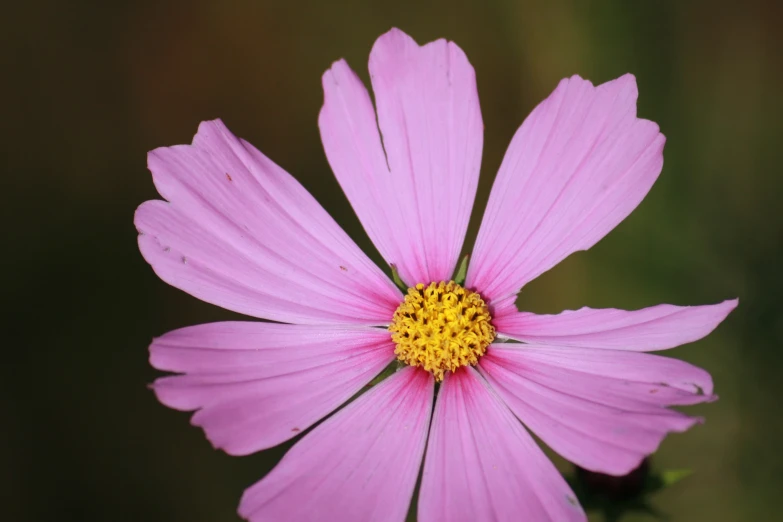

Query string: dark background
3 1 782 520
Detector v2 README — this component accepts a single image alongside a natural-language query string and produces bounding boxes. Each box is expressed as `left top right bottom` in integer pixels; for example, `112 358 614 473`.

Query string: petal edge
494 299 738 351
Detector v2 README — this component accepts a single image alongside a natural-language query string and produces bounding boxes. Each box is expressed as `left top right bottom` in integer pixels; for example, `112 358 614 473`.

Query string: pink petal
319 28 482 286
150 322 395 456
479 345 715 475
468 74 665 311
495 299 737 351
238 367 433 522
419 367 585 522
136 119 401 325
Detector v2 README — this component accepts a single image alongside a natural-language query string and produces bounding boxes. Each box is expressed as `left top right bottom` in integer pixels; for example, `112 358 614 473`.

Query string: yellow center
389 281 495 381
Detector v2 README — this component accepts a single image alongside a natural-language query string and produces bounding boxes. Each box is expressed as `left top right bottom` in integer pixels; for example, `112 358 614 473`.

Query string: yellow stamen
389 281 495 381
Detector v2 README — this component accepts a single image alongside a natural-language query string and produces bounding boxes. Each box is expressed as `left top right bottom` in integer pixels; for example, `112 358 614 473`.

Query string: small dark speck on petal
163 247 170 252
181 256 187 264
291 427 300 433
566 495 578 506
340 265 348 271
226 173 233 181
649 388 659 394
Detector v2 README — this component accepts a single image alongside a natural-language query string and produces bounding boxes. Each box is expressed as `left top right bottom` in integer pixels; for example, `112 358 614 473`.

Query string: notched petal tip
616 72 638 87
194 118 227 139
558 72 640 111
564 73 590 85
370 27 473 78
383 26 409 38
146 119 231 174
604 72 638 96
149 377 194 413
199 425 247 457
320 58 351 87
373 26 420 50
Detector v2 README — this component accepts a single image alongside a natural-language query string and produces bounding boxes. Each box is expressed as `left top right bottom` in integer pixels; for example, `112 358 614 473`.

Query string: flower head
137 28 737 521
390 281 495 380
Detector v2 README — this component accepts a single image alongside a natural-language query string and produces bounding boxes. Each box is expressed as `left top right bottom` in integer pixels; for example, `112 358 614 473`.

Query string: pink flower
137 28 736 522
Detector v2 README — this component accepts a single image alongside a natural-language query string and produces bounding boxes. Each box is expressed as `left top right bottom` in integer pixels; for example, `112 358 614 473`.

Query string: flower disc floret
389 281 496 381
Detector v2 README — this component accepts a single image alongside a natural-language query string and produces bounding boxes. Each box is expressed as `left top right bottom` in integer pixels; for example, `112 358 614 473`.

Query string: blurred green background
3 0 781 520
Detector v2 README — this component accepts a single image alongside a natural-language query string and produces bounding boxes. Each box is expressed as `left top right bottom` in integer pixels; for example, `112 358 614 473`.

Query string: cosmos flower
136 28 737 522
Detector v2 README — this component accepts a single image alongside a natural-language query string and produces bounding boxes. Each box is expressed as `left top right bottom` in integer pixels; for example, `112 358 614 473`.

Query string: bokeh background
4 0 782 520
